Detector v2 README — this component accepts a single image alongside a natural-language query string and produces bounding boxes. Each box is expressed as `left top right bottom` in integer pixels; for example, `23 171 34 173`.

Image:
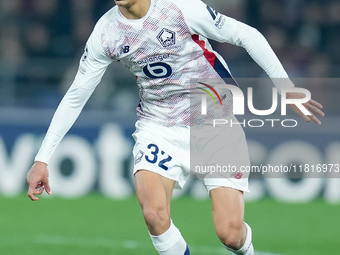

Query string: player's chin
114 0 136 6
114 0 126 6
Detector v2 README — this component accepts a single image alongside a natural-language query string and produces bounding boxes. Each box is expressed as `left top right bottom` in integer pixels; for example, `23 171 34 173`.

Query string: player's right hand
27 161 53 201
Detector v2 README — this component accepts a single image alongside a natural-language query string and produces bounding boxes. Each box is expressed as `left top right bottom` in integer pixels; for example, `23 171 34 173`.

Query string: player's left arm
176 0 324 124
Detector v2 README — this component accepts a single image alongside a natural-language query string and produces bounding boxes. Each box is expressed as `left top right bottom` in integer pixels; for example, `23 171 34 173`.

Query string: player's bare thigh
134 170 175 235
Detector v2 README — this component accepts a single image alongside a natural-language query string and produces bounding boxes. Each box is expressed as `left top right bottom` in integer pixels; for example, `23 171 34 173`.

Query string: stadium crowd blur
0 0 339 113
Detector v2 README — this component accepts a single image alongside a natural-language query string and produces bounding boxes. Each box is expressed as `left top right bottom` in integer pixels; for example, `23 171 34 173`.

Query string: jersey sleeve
75 16 114 90
174 0 294 90
35 19 113 164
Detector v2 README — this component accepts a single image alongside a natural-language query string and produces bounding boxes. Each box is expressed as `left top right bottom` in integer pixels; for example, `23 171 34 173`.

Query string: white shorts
132 118 250 193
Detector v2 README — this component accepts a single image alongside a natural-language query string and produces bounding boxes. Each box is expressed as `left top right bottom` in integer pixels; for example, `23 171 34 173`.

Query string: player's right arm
27 17 113 201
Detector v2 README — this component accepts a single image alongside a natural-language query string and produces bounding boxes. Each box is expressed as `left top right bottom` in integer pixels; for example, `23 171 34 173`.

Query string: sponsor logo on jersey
133 54 170 66
157 28 176 48
135 150 144 164
215 15 226 29
143 62 172 79
79 66 87 74
82 46 89 62
206 6 226 29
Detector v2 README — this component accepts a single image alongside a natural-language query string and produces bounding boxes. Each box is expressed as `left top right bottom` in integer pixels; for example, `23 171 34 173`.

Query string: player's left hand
286 92 325 125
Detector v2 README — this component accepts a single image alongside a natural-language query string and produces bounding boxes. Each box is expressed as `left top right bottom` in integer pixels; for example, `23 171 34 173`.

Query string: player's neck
117 0 151 20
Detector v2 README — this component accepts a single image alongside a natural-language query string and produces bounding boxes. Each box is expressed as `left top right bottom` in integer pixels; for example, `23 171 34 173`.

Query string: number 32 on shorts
145 143 173 171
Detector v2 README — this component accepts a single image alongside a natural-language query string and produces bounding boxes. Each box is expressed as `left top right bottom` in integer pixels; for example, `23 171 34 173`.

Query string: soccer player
27 0 324 254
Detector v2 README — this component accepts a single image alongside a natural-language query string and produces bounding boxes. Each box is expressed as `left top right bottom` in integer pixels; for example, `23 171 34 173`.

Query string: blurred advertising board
0 107 339 203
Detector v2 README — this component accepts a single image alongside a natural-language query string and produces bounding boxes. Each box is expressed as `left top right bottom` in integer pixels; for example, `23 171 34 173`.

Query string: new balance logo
122 46 130 54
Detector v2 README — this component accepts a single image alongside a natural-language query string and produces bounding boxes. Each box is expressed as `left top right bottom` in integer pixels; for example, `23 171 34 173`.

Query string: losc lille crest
157 28 176 48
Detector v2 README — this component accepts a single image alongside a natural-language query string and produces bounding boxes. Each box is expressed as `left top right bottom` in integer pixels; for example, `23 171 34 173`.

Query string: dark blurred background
0 0 339 113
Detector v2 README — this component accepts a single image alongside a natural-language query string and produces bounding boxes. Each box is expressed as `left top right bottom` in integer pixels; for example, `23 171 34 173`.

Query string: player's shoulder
89 5 119 42
86 6 118 51
168 0 206 8
165 0 207 17
95 6 118 27
168 0 203 4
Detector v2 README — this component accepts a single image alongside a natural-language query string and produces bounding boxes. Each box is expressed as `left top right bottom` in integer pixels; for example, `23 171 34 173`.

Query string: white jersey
35 0 294 163
78 0 235 126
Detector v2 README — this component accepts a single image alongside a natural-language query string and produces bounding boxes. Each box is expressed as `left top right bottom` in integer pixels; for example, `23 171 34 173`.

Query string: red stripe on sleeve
191 34 216 67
